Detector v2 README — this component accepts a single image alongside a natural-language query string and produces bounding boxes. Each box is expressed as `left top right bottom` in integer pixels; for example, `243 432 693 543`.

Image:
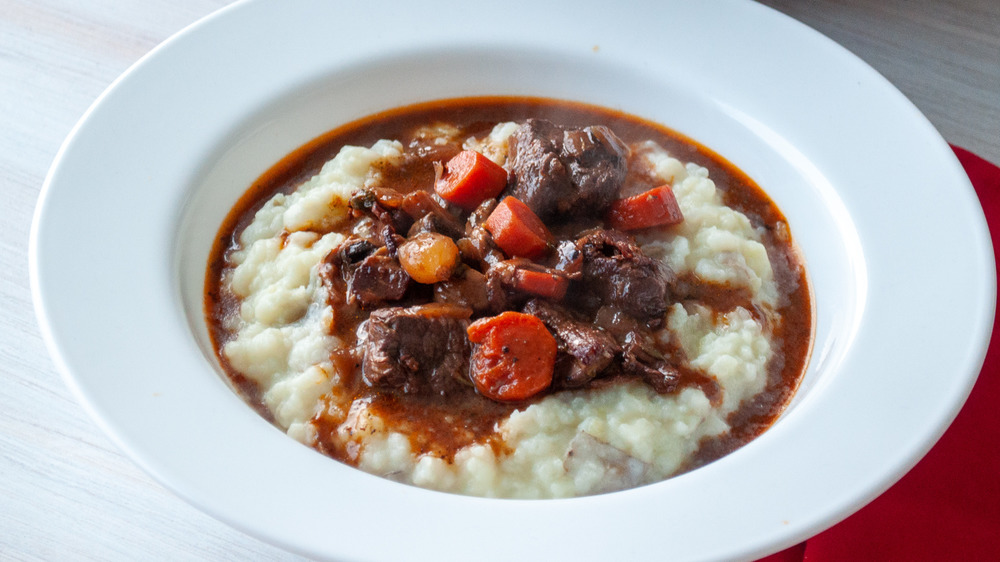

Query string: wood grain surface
2 1 996 560
758 0 1000 165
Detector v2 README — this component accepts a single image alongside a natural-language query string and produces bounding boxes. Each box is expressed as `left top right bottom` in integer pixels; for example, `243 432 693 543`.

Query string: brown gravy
205 96 812 473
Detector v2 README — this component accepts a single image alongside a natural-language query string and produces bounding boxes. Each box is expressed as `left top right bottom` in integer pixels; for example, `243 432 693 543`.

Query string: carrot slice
467 311 556 401
434 150 508 210
483 196 551 259
605 185 684 230
513 269 569 300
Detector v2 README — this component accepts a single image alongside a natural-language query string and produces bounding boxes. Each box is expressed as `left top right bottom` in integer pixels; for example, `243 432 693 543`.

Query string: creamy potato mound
220 125 778 498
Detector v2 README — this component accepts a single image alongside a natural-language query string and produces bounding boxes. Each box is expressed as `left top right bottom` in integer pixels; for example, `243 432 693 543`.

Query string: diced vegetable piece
483 196 551 259
513 269 569 300
605 185 684 230
397 232 461 284
434 150 508 210
467 311 557 401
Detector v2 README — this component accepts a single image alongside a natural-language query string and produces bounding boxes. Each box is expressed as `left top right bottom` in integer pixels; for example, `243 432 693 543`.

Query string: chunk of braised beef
401 190 465 238
554 239 584 280
484 259 569 313
319 237 374 302
339 238 377 266
503 120 569 220
465 198 498 233
576 229 672 323
320 237 411 308
350 187 413 235
407 211 465 239
361 304 473 395
434 268 490 313
561 125 630 207
621 330 679 394
484 259 521 313
380 224 404 256
348 188 386 212
349 251 411 306
523 299 620 388
504 119 629 220
457 225 504 270
592 305 641 341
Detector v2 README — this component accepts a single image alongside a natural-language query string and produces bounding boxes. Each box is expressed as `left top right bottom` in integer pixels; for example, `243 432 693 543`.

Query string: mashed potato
217 120 788 498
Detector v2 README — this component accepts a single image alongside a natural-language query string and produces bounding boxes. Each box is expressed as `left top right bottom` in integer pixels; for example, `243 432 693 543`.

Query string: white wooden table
2 1 997 559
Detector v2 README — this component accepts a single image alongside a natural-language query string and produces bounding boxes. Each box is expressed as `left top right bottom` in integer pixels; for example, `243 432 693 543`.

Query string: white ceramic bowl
31 0 995 560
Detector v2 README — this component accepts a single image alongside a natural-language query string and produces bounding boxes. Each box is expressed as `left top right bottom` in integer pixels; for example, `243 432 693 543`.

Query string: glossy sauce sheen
205 97 813 471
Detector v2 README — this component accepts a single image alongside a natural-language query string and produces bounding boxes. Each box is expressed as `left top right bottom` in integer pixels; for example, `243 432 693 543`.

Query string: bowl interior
176 47 863 423
36 2 993 559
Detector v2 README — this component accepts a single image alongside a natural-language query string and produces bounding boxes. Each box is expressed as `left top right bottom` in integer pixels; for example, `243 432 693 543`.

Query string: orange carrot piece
434 150 508 210
513 269 569 300
467 311 556 401
483 196 551 259
605 185 684 230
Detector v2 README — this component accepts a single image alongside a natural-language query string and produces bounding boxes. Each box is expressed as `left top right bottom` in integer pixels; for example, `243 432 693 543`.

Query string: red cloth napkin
759 146 1000 561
